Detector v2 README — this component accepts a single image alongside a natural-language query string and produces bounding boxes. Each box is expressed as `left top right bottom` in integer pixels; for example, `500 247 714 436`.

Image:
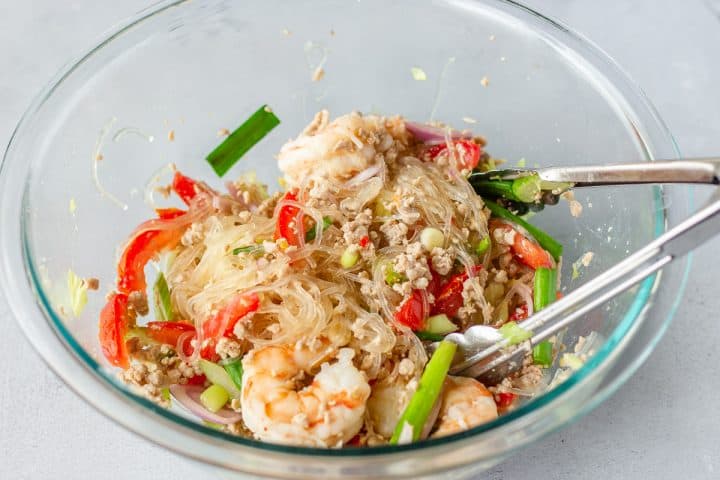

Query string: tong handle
457 186 720 381
538 157 720 186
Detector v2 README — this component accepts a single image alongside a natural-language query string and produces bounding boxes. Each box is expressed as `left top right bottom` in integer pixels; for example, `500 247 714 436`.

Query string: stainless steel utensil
445 158 720 385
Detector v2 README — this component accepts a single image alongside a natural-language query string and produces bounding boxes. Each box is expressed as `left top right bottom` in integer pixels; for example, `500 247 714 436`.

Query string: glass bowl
0 0 690 478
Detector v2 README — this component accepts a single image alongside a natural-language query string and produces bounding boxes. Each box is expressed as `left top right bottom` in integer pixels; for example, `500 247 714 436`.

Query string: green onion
425 314 457 335
223 359 244 393
161 387 171 402
232 245 265 256
390 340 457 444
341 246 360 269
206 105 280 177
384 263 407 285
305 216 333 242
484 199 563 261
533 267 557 312
153 272 175 321
511 174 542 203
200 384 230 413
199 359 241 398
203 420 224 430
475 236 491 256
472 180 520 202
415 331 445 342
498 321 532 345
532 340 553 367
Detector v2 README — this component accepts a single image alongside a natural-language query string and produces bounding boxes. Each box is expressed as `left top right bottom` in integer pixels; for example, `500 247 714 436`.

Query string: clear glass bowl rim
0 0 689 475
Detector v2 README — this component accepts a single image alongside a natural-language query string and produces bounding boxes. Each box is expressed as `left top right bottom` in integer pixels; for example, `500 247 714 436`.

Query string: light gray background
1 1 719 478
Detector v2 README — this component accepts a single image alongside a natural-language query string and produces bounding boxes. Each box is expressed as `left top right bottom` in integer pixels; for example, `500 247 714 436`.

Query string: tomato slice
431 266 483 318
496 392 516 408
172 171 200 205
98 293 131 368
145 321 196 356
274 190 304 246
425 140 481 170
202 292 260 340
512 234 552 270
394 290 427 331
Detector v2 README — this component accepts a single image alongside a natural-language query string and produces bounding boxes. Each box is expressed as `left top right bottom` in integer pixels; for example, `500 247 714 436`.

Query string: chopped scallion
533 267 556 312
206 105 280 177
415 331 445 342
475 236 491 256
232 245 265 256
498 321 532 345
532 340 553 367
390 340 457 444
199 384 230 413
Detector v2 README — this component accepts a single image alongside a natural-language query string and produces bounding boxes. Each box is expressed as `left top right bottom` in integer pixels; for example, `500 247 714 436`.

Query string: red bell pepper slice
98 293 131 368
431 266 483 318
512 234 552 270
145 321 196 356
274 190 304 246
155 207 187 220
172 171 200 205
394 290 427 331
202 292 260 340
425 139 481 170
117 226 184 295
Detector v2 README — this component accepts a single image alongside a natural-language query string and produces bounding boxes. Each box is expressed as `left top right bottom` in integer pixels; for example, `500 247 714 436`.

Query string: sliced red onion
169 384 241 425
503 281 534 317
405 121 474 144
345 163 383 187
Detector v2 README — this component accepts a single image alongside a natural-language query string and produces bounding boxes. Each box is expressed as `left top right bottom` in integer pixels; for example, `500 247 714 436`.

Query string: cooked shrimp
431 376 498 438
241 345 371 447
277 111 408 186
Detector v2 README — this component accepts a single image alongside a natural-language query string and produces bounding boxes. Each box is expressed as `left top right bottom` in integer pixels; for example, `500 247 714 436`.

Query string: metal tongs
444 158 720 385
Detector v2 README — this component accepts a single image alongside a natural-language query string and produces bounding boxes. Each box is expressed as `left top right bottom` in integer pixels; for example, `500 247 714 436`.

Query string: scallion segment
498 321 532 346
484 199 563 261
206 105 280 177
232 245 265 256
475 236 491 256
533 267 557 312
305 216 333 242
511 174 542 203
390 340 457 444
153 272 175 321
425 314 458 335
532 341 553 367
415 331 445 342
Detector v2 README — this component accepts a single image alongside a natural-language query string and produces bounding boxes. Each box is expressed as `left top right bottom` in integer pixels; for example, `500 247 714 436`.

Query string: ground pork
430 247 455 275
379 220 408 246
122 345 200 405
215 337 245 360
392 242 431 295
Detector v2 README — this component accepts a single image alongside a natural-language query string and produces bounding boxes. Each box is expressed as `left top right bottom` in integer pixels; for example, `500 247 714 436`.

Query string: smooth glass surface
0 0 690 478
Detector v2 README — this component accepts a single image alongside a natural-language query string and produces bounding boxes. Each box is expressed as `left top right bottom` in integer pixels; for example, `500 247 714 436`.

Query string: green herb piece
484 199 563 261
305 216 333 242
223 359 244 393
498 321 533 346
383 263 407 285
199 359 242 399
473 180 520 202
390 340 457 444
200 384 230 413
415 331 445 342
533 267 557 312
153 272 175 321
511 174 542 203
206 105 280 177
532 340 553 367
475 236 491 256
232 245 265 256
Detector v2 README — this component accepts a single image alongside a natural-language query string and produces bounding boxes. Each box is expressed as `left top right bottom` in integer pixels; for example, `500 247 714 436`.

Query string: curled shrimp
241 345 371 447
431 376 498 438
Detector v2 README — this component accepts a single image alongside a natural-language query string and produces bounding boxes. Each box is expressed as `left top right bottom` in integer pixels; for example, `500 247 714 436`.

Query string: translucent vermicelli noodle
100 110 561 448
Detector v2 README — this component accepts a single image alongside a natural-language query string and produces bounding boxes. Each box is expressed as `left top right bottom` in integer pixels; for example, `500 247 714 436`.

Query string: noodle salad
98 110 564 447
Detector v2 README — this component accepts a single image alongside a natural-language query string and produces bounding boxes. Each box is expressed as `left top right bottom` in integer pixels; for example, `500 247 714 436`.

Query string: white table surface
1 1 719 478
